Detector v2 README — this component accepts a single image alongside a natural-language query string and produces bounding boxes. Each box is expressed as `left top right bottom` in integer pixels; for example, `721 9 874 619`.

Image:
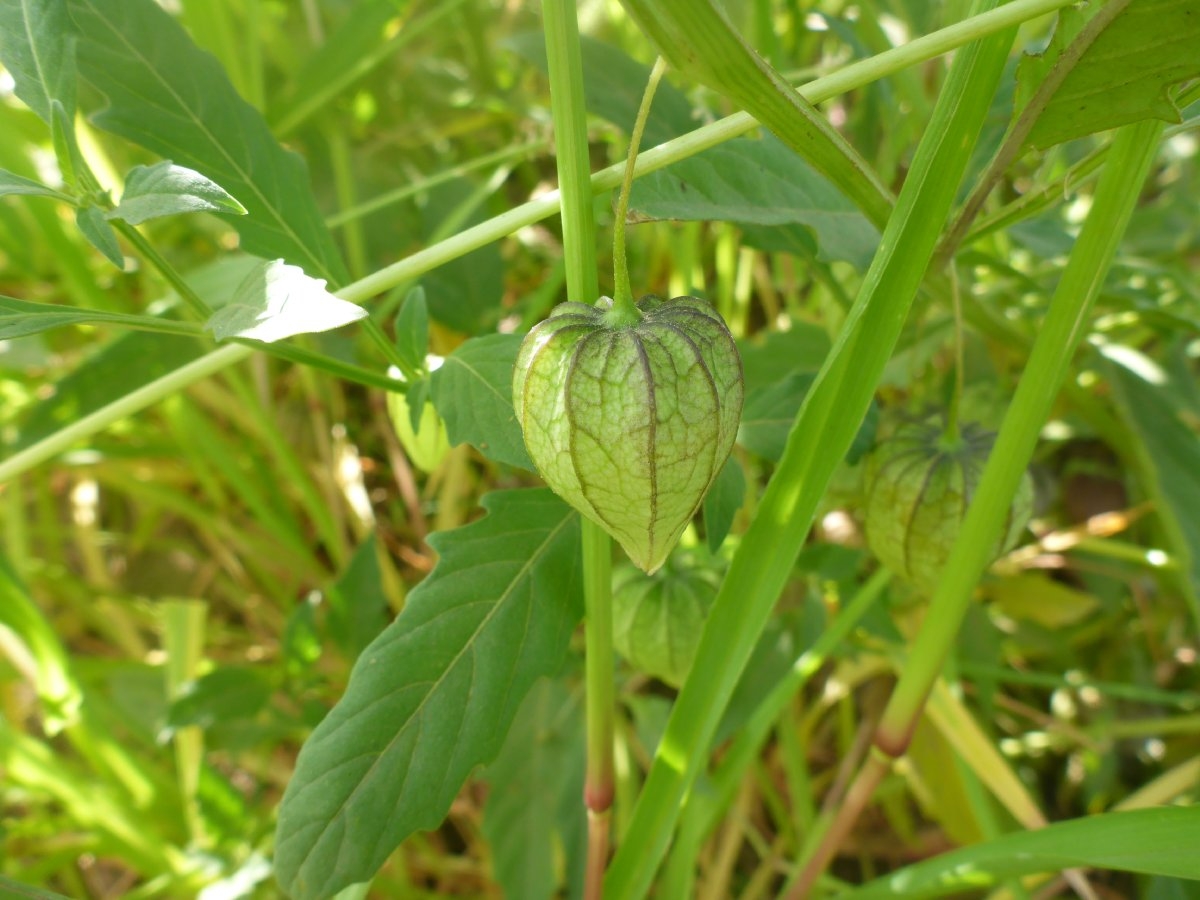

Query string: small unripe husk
863 418 1033 596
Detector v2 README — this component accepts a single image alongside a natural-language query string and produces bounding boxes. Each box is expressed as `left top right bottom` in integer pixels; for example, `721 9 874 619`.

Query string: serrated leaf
74 204 123 267
630 136 880 269
108 161 245 225
849 807 1200 899
274 489 583 900
703 456 745 553
430 332 533 470
67 0 348 285
482 679 586 900
0 0 77 126
205 259 366 343
0 168 72 201
1024 0 1200 149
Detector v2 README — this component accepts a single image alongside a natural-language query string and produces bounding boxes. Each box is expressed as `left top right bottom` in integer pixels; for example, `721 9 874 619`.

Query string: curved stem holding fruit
609 57 667 325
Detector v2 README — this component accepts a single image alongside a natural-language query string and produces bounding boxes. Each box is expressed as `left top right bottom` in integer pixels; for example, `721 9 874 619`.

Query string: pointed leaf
630 136 880 269
204 259 366 343
1024 0 1200 149
67 0 349 284
0 168 72 201
108 161 245 225
0 0 77 125
274 489 583 900
0 295 195 339
74 204 123 267
393 286 430 377
429 332 533 470
849 807 1200 899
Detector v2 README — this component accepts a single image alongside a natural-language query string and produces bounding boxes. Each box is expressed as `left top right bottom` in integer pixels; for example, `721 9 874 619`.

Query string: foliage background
1 0 1199 898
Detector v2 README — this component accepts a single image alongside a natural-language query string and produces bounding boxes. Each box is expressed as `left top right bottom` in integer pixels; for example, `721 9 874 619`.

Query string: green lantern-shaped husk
863 418 1034 596
612 557 720 687
514 295 743 573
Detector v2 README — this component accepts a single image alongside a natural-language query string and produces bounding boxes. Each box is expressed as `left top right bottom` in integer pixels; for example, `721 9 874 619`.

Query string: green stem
113 221 212 316
541 1 612 896
610 58 667 319
794 118 1166 898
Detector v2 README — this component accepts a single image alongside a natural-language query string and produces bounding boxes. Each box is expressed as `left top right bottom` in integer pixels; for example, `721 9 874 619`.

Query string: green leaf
0 0 77 126
848 807 1200 899
74 204 123 267
108 160 245 225
419 179 504 334
0 875 75 900
630 137 880 269
0 294 199 339
739 371 878 465
1104 345 1200 629
430 332 533 470
393 286 430 378
0 168 73 201
67 0 349 285
482 678 586 900
703 457 745 553
325 536 390 661
161 666 273 737
1024 0 1200 149
274 489 583 900
506 32 696 146
737 325 832 392
204 259 367 343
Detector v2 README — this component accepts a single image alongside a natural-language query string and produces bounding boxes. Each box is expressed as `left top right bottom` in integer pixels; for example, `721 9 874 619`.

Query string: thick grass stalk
788 117 1167 898
0 0 1074 485
603 2 1015 895
540 2 612 896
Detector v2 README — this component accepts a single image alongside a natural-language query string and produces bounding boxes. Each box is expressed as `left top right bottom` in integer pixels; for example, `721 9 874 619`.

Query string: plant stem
788 117 1166 900
541 1 613 896
610 58 667 320
582 518 615 896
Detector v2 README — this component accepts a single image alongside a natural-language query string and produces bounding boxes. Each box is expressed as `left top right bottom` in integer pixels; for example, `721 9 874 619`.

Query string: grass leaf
848 806 1200 898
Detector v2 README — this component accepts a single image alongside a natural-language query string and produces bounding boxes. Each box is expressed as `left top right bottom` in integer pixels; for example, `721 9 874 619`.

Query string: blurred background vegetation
1 0 1198 897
